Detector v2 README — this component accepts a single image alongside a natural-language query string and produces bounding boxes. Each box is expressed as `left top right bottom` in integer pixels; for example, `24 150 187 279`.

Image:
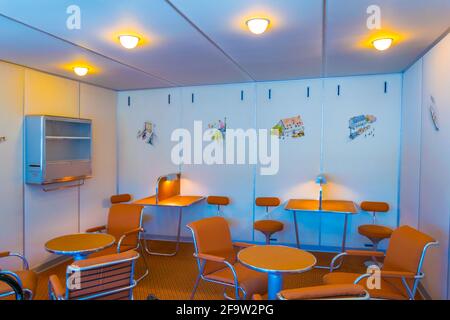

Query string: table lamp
315 174 327 210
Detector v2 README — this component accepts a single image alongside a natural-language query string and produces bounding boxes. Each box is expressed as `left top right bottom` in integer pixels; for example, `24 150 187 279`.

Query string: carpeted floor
32 240 369 300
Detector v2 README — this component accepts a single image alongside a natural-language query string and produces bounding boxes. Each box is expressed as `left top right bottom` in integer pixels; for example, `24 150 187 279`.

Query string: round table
45 233 116 261
238 245 316 300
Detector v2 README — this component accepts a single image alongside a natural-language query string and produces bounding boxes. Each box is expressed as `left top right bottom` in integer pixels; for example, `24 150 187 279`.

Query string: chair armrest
48 275 65 300
117 227 144 252
345 250 385 257
380 270 417 279
278 284 369 300
233 242 255 249
0 252 30 270
193 253 226 263
85 225 107 233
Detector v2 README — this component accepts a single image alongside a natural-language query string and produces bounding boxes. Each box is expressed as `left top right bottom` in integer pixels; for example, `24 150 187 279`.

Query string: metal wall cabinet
25 115 92 185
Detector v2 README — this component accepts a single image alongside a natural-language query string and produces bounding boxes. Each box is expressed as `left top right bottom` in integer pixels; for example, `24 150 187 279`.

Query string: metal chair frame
49 254 138 300
329 240 439 300
187 225 247 300
0 252 34 299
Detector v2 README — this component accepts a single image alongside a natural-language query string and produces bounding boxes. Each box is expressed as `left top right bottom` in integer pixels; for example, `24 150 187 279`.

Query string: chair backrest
383 225 437 274
360 201 389 213
107 204 144 248
110 194 132 204
207 196 230 206
187 217 235 275
255 197 280 208
65 250 139 300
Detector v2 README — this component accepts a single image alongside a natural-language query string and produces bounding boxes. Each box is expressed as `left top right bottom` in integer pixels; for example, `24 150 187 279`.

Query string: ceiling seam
0 13 179 87
165 0 256 82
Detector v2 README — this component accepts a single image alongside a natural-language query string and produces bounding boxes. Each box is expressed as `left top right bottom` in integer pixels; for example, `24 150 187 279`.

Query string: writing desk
134 173 204 256
285 199 358 253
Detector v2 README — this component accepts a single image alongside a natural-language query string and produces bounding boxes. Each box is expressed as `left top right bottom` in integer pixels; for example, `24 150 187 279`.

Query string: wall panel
24 69 80 267
179 84 256 241
254 80 322 245
419 34 450 300
0 62 24 269
79 84 117 232
322 74 402 249
117 88 181 238
399 60 422 228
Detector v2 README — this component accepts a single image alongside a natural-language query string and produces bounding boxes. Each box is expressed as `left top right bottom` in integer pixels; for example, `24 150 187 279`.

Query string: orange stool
254 197 284 245
358 201 393 252
207 196 230 215
110 194 132 204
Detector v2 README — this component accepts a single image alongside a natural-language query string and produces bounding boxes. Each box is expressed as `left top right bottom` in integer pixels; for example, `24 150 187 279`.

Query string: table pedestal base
268 272 283 300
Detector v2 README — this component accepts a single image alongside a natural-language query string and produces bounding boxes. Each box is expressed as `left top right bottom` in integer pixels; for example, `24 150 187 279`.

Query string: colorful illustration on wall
430 95 440 131
207 117 227 141
272 115 305 140
137 121 156 145
349 115 377 140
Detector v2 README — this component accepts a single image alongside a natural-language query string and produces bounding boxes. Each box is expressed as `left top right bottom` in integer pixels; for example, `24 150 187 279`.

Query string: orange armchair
187 217 267 300
48 250 139 300
253 284 369 300
86 203 148 282
324 225 438 300
0 251 37 300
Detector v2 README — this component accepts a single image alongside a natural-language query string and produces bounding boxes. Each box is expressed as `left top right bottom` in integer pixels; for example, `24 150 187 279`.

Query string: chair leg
265 233 271 245
137 243 150 283
190 274 202 300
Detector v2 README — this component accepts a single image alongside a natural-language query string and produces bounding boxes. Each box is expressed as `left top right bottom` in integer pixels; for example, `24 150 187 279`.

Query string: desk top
45 233 115 256
134 195 205 207
285 199 358 214
238 245 316 273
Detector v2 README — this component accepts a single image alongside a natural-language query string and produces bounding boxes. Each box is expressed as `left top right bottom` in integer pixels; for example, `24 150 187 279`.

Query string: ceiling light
119 35 140 49
73 66 89 76
372 38 393 51
246 18 270 35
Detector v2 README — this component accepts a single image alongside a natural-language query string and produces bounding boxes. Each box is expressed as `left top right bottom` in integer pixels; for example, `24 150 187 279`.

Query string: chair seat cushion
0 270 37 297
323 272 408 300
254 220 284 234
358 225 393 240
205 262 267 299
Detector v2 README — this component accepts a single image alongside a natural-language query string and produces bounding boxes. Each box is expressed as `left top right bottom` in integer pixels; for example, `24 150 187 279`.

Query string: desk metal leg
144 207 183 257
268 272 283 300
293 211 300 248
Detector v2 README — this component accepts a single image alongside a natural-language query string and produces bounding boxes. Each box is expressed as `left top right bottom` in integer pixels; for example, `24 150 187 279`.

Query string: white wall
118 73 402 248
401 33 450 299
0 62 117 269
0 62 24 270
400 60 423 228
322 75 402 249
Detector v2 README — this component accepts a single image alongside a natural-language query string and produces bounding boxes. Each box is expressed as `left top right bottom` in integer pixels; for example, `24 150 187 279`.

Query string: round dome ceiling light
246 18 270 35
372 38 393 51
119 35 140 49
73 66 89 76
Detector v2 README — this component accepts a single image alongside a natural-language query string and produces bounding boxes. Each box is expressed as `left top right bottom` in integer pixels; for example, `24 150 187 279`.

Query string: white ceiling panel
325 0 450 76
0 0 253 87
170 0 324 81
0 0 449 89
0 16 171 90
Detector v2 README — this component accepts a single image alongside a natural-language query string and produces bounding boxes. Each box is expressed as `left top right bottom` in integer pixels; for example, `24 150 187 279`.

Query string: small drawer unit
25 115 92 185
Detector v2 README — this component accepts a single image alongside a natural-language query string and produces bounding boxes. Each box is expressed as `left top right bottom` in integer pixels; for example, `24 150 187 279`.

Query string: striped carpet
33 241 368 300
